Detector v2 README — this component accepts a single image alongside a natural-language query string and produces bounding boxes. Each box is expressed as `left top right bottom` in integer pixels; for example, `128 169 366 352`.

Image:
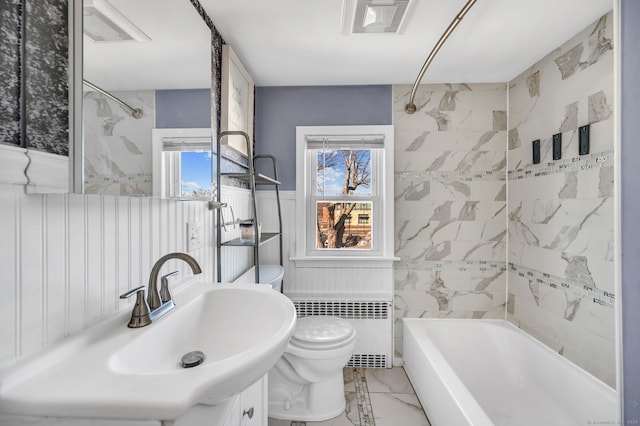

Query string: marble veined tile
394 290 440 313
507 167 608 202
451 290 506 311
396 216 506 245
395 200 506 222
395 151 506 173
395 129 507 153
344 367 355 392
515 197 613 227
369 393 431 426
365 367 414 394
395 287 505 316
537 279 615 339
268 392 359 426
508 198 613 264
508 12 613 170
513 293 615 387
395 239 506 263
560 322 616 387
83 89 155 196
393 85 506 137
508 243 569 279
394 269 506 293
395 179 505 202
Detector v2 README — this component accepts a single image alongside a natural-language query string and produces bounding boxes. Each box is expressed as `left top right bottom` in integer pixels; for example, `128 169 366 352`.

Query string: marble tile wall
83 90 155 196
393 83 508 358
507 12 615 386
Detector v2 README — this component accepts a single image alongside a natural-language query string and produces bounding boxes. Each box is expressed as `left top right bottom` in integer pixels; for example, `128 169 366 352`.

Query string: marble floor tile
344 367 356 392
364 367 415 394
369 393 431 426
268 367 430 426
268 392 359 426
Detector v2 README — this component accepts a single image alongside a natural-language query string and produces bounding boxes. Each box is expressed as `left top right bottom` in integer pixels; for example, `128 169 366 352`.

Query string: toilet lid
292 316 353 344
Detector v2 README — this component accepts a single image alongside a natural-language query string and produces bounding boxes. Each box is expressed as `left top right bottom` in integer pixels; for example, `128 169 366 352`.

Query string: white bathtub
403 319 618 426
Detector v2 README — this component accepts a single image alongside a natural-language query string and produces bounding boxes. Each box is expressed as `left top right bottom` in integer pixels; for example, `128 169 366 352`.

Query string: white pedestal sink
0 283 296 424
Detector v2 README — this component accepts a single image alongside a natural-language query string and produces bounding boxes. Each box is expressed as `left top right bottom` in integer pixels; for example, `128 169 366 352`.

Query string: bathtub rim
402 318 618 425
404 318 616 391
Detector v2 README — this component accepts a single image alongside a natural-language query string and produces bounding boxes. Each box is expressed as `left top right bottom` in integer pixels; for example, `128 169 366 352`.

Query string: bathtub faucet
119 252 202 328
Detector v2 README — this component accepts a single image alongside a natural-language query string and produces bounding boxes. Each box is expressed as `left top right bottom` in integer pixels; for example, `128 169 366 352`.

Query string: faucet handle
160 271 179 303
119 286 151 328
119 285 145 299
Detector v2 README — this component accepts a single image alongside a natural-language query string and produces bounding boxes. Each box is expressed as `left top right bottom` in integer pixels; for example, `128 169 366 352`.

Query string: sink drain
181 350 205 368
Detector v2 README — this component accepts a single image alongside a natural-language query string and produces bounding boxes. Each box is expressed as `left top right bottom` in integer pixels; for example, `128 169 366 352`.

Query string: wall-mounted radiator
292 299 393 368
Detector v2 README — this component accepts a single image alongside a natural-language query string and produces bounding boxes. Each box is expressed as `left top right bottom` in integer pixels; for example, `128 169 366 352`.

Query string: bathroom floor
267 367 431 426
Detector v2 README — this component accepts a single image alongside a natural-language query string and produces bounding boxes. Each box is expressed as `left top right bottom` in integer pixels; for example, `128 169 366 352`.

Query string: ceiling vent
349 0 411 34
83 0 150 43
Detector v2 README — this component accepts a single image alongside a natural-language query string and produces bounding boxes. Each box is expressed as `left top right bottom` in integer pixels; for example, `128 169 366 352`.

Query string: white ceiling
84 0 613 90
201 0 613 86
83 0 211 91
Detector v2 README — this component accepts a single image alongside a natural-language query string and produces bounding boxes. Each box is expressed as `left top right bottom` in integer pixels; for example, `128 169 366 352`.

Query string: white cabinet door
240 376 267 426
222 396 241 426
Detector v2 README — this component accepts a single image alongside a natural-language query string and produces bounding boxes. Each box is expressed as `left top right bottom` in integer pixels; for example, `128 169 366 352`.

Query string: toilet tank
234 265 284 292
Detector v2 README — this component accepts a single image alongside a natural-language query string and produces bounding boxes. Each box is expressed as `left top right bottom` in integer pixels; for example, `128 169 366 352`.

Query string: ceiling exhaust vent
349 0 411 34
83 0 150 43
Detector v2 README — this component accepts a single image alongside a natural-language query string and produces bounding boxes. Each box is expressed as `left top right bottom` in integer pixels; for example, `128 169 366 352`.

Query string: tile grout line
353 368 376 426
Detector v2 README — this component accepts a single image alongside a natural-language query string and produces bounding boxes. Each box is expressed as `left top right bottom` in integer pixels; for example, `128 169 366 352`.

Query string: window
313 145 379 250
295 125 394 260
152 128 213 198
167 151 213 198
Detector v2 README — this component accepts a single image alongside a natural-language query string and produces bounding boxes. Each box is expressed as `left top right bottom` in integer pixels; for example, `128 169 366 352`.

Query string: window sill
290 256 399 268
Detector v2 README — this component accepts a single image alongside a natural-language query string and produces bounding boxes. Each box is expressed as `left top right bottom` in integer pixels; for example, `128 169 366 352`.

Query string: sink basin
0 283 296 421
111 287 292 376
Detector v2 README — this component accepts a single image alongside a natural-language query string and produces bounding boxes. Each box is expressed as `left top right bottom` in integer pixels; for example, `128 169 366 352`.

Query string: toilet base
268 370 346 421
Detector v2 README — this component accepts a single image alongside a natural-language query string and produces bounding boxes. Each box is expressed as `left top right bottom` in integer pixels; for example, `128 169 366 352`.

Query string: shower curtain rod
405 0 478 114
83 79 144 119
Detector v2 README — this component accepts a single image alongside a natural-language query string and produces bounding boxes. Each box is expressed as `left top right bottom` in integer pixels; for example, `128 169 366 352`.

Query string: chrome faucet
120 252 202 328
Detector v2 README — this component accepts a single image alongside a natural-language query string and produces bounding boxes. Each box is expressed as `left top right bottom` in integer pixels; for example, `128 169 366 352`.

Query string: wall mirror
77 0 213 197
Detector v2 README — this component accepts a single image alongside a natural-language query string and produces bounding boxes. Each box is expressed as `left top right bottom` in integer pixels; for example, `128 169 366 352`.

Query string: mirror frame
70 0 83 194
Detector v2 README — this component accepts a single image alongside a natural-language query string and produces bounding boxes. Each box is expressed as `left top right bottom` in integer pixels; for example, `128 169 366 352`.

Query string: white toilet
268 315 357 421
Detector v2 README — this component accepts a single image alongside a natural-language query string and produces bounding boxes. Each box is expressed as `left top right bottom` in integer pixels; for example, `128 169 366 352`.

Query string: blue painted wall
254 85 392 190
621 1 640 423
155 88 211 129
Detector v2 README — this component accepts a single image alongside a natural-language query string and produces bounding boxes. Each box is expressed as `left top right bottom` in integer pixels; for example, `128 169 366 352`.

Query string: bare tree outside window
316 149 372 249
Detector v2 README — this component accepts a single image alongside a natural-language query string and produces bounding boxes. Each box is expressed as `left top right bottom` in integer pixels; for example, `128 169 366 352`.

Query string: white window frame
308 145 382 255
151 128 212 198
294 125 396 265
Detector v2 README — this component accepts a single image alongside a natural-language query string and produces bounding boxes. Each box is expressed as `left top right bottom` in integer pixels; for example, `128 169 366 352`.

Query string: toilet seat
290 316 356 350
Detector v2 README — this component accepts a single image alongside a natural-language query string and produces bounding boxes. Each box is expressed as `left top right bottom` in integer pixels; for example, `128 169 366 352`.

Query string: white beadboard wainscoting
255 191 294 287
218 185 254 282
0 188 215 369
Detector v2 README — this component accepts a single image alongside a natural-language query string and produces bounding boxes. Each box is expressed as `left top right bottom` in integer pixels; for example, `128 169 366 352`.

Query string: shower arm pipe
405 0 478 114
82 79 143 119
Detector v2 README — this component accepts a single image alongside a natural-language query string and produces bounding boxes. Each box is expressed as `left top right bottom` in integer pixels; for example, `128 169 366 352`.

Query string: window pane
180 151 212 197
316 201 372 249
316 149 372 196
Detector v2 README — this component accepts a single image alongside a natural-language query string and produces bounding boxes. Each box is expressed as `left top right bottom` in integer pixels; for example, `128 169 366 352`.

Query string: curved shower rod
405 0 478 114
83 79 143 119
